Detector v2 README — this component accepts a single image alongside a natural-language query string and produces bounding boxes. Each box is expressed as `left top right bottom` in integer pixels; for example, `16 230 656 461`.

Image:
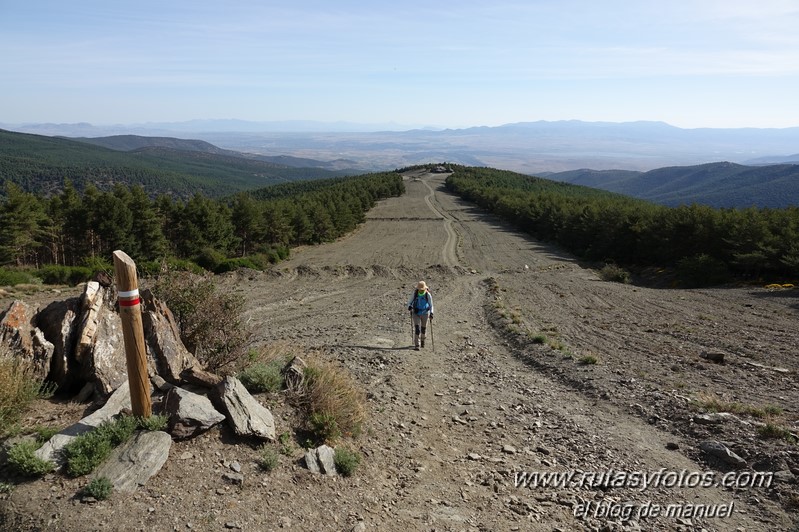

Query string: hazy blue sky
2 0 798 129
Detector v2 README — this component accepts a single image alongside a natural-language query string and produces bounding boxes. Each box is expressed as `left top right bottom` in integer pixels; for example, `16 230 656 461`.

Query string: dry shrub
150 264 249 372
0 349 45 432
301 355 366 443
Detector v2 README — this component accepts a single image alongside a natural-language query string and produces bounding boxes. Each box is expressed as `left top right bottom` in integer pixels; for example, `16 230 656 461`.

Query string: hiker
407 280 434 350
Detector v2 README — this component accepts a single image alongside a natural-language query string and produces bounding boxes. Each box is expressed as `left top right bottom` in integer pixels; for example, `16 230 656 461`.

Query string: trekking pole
430 315 435 352
409 310 414 348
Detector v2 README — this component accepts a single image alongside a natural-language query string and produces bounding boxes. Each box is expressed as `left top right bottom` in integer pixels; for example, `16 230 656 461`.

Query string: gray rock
35 298 79 389
700 351 725 363
284 356 307 392
84 303 127 395
214 376 276 441
304 448 321 474
0 300 52 380
317 444 336 476
699 440 746 468
92 430 172 492
502 444 517 454
75 281 103 364
140 290 199 383
164 386 225 440
694 413 735 425
222 472 244 485
774 470 796 484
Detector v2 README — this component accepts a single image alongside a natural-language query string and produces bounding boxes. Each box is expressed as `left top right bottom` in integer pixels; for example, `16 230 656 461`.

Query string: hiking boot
421 339 425 348
414 346 420 351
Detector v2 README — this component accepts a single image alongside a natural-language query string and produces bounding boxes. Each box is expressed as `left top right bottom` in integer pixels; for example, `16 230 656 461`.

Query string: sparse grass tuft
237 344 295 393
758 423 796 443
693 393 782 420
278 431 293 456
83 477 113 500
308 412 341 443
258 446 279 471
334 447 361 477
532 334 547 344
301 357 366 444
579 355 598 365
138 414 169 431
0 350 53 435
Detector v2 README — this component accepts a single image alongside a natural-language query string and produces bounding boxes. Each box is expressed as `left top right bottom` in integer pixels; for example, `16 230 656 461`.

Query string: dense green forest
445 165 799 284
0 129 346 199
0 171 404 277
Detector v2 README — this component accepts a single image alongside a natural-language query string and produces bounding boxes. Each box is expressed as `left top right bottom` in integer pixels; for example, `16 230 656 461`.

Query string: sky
1 0 799 130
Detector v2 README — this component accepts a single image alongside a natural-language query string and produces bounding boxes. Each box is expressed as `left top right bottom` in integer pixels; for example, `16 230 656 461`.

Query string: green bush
333 447 361 477
139 257 204 278
308 412 341 443
35 265 93 285
194 247 226 272
579 355 598 365
238 360 285 393
151 267 249 371
599 263 631 284
676 254 732 288
7 440 54 477
532 334 547 344
0 268 38 286
62 416 138 477
83 477 113 500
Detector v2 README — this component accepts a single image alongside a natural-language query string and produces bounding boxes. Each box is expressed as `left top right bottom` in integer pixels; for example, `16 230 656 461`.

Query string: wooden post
112 250 152 418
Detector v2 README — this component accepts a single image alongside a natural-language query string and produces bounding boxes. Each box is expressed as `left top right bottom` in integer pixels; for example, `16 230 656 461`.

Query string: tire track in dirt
421 177 460 268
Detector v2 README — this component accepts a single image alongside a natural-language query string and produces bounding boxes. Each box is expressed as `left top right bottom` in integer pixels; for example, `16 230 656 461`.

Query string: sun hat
416 281 428 290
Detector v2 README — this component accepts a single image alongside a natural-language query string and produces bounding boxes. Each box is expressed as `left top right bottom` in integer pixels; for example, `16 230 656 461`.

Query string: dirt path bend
3 172 797 531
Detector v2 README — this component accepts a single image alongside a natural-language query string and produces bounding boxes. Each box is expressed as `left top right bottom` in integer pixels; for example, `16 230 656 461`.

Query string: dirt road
3 170 797 531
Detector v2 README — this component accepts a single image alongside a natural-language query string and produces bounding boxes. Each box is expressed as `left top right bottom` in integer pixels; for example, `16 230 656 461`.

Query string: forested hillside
0 172 403 278
445 165 799 285
542 162 799 208
0 129 346 199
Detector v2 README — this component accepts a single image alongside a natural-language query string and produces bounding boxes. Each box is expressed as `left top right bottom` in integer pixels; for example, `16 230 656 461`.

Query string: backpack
411 290 431 313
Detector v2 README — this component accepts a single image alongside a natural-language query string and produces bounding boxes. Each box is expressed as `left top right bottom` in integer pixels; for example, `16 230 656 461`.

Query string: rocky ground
1 170 798 531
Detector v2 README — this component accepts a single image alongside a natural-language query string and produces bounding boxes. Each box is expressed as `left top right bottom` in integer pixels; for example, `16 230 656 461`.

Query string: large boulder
81 296 127 396
35 298 80 390
91 430 172 492
213 376 276 441
164 386 226 440
140 289 199 384
0 300 52 380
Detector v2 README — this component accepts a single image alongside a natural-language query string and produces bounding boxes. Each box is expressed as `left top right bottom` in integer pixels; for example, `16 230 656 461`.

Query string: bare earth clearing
2 171 798 531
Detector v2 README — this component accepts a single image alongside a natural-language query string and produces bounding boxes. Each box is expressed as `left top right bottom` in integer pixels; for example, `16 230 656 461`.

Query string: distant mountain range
540 162 799 208
5 119 799 173
4 127 799 208
0 129 351 198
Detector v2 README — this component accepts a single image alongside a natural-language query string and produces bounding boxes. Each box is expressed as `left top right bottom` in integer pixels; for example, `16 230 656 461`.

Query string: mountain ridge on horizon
4 118 799 135
4 120 799 194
